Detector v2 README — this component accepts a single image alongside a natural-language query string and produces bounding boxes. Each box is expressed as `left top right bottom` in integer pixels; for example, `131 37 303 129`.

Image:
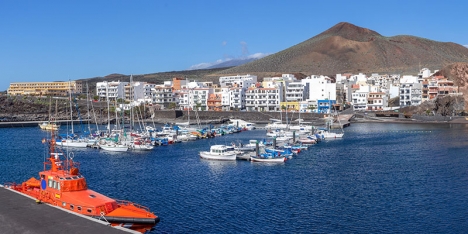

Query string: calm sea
1 123 468 233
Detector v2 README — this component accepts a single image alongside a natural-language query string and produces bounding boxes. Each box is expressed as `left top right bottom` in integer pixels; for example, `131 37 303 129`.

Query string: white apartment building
178 88 212 111
220 88 231 111
152 84 174 108
124 82 156 104
219 74 257 88
351 84 373 111
228 87 245 110
399 76 422 107
400 83 422 107
285 82 309 102
245 87 281 111
303 75 336 106
96 81 128 101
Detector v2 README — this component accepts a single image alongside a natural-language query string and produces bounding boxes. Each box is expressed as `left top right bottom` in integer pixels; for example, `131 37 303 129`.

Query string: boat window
48 179 53 188
70 204 74 210
89 194 96 198
62 202 66 207
72 176 79 179
59 177 64 180
87 208 92 213
77 206 82 212
65 177 72 180
57 182 60 191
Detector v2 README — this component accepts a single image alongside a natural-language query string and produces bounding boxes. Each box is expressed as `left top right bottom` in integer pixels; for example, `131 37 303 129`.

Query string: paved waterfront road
0 187 132 234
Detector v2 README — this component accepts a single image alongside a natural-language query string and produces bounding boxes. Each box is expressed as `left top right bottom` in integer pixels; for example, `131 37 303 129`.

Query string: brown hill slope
79 67 229 92
434 62 468 110
218 22 468 76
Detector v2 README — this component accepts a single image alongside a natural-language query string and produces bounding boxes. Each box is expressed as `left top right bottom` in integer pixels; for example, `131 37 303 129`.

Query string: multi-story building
245 87 281 111
219 74 257 88
152 84 174 108
96 81 128 101
285 82 309 102
303 75 336 106
124 82 156 104
179 88 212 111
207 93 222 111
400 83 422 107
317 100 336 113
172 78 186 91
351 87 368 111
367 92 387 110
229 87 245 110
437 77 459 98
7 81 82 96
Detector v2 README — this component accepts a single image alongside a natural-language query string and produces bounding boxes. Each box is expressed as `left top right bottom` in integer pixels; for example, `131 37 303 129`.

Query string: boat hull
100 145 129 152
199 152 236 161
250 156 286 162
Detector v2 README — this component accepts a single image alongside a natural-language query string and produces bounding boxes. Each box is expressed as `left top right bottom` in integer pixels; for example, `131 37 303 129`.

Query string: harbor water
1 122 468 233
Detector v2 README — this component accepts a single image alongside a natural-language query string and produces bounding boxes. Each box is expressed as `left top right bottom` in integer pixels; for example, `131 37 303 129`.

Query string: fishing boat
130 138 154 151
250 152 286 162
4 134 159 233
39 98 60 131
39 121 60 131
99 141 129 152
199 145 237 161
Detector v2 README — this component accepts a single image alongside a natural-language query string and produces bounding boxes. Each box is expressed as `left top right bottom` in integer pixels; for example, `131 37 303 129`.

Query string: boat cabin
210 145 229 154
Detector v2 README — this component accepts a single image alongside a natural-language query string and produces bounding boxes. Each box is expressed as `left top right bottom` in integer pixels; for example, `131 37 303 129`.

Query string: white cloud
189 58 232 70
188 53 270 70
247 52 269 59
464 45 468 48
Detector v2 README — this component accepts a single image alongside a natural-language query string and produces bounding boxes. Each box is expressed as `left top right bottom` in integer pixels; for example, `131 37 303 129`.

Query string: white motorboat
229 119 256 130
99 139 129 152
234 139 264 151
250 154 286 163
199 145 237 161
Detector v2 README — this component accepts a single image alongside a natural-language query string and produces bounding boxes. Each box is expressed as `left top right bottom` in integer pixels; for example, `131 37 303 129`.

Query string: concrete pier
0 185 135 234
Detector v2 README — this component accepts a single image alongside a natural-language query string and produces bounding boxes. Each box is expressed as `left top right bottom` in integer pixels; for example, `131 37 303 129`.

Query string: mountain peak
319 22 381 41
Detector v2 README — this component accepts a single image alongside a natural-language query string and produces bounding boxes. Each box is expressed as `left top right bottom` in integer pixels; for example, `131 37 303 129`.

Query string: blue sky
1 0 467 91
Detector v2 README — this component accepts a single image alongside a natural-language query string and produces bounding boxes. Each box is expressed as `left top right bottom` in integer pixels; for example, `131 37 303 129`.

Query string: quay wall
153 110 326 124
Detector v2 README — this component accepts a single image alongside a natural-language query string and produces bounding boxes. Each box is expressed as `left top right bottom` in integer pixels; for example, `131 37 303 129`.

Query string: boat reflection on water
200 159 237 175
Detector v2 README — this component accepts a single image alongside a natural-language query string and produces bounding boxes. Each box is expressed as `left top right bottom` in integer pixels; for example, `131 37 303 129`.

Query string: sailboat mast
86 82 91 135
130 75 134 133
48 97 52 123
68 80 74 135
106 83 111 134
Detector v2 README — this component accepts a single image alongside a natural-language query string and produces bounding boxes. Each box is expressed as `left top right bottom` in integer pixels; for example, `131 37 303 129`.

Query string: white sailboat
60 83 93 148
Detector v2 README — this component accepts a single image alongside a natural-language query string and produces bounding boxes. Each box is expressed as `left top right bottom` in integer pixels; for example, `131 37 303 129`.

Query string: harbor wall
153 110 325 124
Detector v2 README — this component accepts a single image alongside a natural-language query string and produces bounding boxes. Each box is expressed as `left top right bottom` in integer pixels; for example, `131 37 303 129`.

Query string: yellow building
7 81 82 96
280 101 300 111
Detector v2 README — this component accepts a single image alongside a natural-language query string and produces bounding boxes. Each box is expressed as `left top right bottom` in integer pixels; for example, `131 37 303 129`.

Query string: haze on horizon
1 0 467 91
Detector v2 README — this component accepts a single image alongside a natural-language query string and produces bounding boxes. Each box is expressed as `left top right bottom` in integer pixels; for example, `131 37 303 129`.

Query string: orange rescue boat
5 136 159 233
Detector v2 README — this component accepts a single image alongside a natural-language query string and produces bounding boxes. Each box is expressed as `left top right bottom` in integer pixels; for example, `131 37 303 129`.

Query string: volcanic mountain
218 22 468 76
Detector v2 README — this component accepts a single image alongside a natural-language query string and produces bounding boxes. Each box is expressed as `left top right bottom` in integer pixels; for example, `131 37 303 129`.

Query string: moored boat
250 153 286 162
4 135 159 233
199 145 237 161
39 122 60 131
